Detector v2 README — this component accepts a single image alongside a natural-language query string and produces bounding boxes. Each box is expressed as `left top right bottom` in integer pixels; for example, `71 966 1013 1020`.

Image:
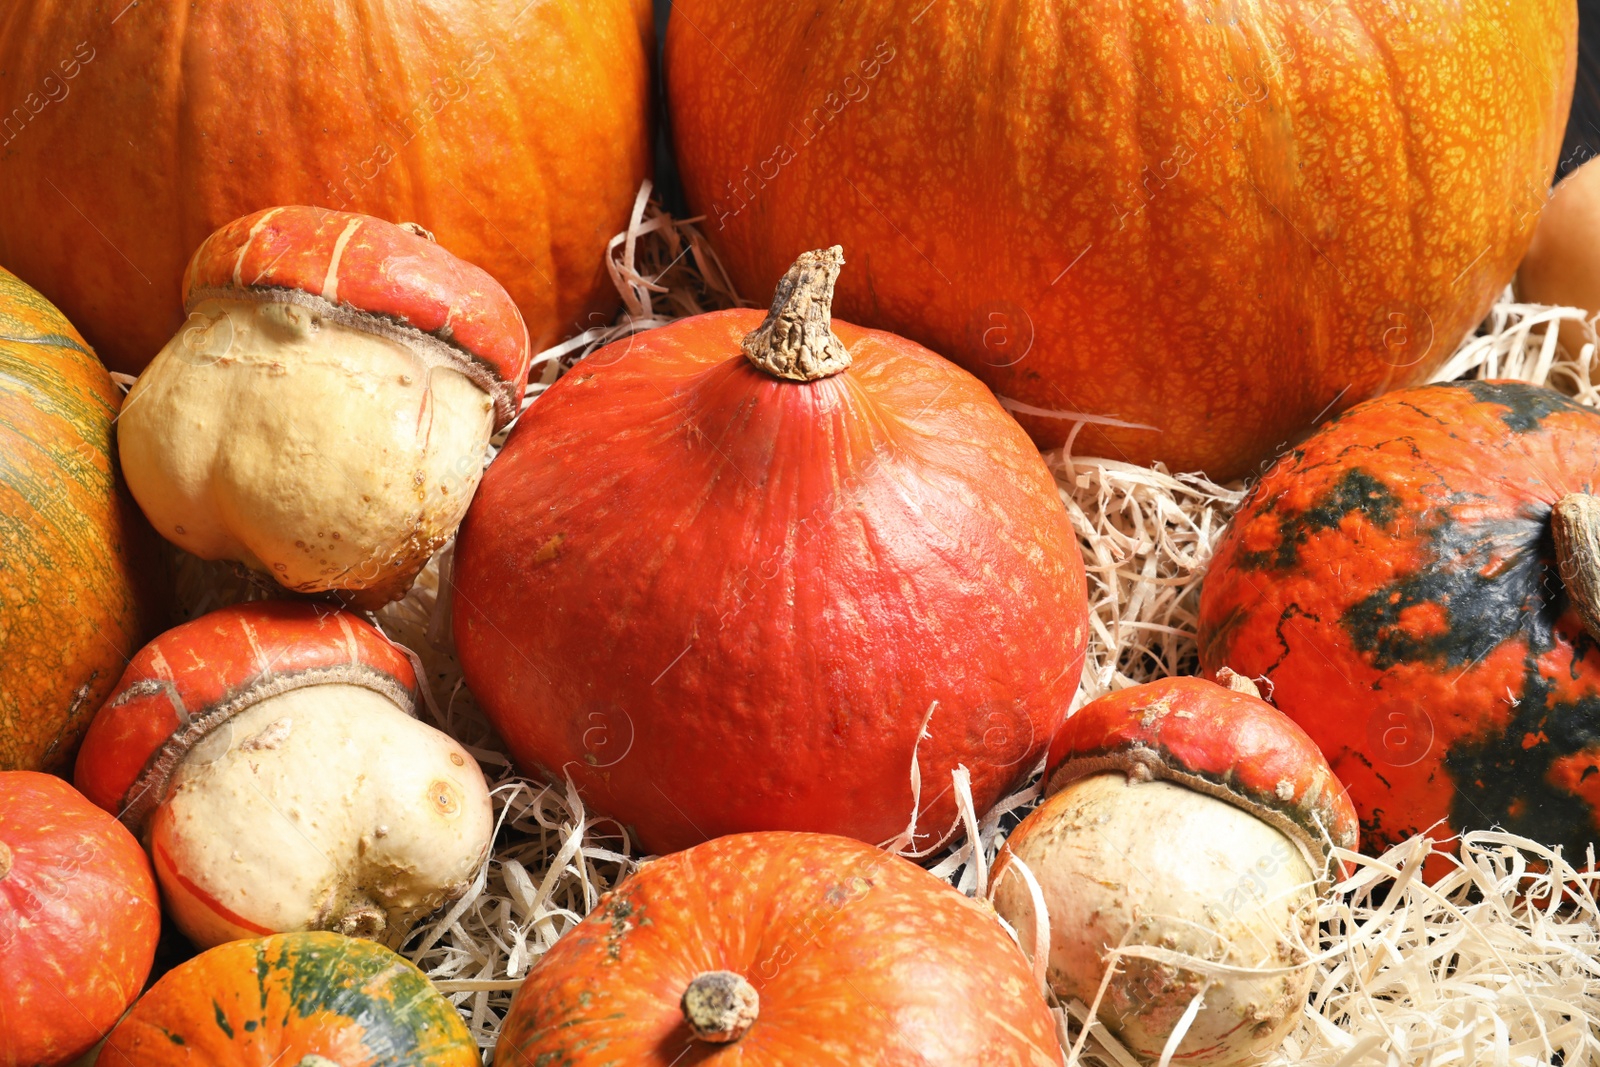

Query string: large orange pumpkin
0 265 163 771
496 832 1062 1065
0 771 160 1067
666 0 1576 478
453 248 1089 855
0 0 651 374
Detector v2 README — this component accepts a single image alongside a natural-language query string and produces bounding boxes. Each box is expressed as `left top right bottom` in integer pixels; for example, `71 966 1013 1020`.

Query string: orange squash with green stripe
103 932 476 1066
0 265 163 771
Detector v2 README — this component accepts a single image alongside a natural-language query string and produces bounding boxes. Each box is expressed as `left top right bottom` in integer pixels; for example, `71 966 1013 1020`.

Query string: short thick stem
681 970 760 1043
1552 493 1600 644
1213 667 1262 699
740 246 852 382
334 900 388 941
0 840 12 880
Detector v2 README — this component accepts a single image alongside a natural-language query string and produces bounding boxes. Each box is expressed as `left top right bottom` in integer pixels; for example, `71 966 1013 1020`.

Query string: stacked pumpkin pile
1 2 1597 1065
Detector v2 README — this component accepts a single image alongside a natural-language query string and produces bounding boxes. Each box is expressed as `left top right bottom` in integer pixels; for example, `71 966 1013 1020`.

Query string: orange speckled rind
667 0 1576 478
1045 677 1359 886
496 831 1062 1066
0 771 160 1067
74 601 418 834
0 1 652 375
1198 380 1600 880
103 931 477 1067
184 206 531 427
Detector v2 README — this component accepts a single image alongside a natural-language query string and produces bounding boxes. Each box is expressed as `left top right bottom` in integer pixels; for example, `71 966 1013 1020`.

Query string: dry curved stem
740 245 851 381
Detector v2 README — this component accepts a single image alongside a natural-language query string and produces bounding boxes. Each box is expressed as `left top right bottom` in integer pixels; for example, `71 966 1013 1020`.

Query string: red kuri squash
667 0 1576 478
496 831 1061 1065
0 771 160 1067
452 248 1089 854
0 0 651 373
103 931 477 1066
0 264 163 771
1198 381 1600 874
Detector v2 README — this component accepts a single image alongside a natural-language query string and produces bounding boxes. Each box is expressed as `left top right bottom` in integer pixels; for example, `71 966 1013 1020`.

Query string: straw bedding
160 185 1600 1064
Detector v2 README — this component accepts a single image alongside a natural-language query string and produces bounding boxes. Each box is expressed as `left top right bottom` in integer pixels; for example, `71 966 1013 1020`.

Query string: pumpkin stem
1553 493 1600 643
397 221 437 243
740 246 852 382
1214 667 1262 699
0 841 11 880
681 970 759 1043
334 901 387 941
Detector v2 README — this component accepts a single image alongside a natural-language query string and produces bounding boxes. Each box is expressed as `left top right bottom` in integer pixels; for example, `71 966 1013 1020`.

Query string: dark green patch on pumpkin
1341 512 1558 670
213 1001 233 1039
1454 379 1591 434
1237 467 1402 571
1443 667 1600 854
260 934 461 1065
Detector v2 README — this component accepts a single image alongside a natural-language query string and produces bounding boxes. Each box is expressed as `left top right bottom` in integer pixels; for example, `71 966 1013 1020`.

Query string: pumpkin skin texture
1198 381 1600 876
452 259 1089 855
103 931 477 1067
0 0 651 374
0 771 160 1067
495 831 1062 1066
666 0 1576 478
0 264 163 771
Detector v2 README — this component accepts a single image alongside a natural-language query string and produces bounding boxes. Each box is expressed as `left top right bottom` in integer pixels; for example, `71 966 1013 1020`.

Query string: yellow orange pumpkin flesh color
0 265 162 772
667 0 1577 478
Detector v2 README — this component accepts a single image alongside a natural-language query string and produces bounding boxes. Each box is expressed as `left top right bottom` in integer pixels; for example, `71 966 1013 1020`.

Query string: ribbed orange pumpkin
496 832 1062 1065
0 0 651 373
667 0 1576 478
453 249 1088 855
0 265 163 771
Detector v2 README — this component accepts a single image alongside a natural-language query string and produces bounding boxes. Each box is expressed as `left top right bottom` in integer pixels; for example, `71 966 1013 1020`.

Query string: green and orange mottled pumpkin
0 265 163 771
103 932 476 1066
1198 381 1600 875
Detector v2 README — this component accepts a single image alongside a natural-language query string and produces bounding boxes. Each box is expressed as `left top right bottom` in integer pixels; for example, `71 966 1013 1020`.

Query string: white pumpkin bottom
119 297 495 603
149 684 494 950
994 773 1317 1067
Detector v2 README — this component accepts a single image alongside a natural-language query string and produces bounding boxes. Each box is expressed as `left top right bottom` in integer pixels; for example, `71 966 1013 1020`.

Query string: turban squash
1199 381 1600 876
452 248 1089 855
667 0 1577 478
0 0 651 373
0 264 162 771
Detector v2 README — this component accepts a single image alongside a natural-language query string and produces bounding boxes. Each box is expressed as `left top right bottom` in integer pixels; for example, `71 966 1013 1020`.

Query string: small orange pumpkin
0 771 160 1067
103 931 477 1066
496 832 1061 1065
